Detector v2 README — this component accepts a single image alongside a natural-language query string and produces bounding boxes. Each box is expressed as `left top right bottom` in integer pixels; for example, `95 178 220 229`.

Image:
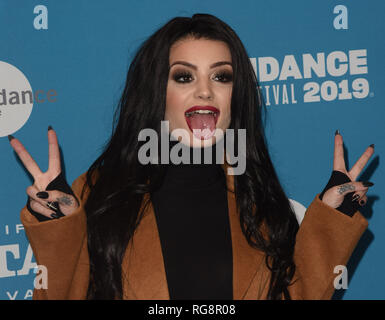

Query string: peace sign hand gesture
320 131 374 213
8 126 79 220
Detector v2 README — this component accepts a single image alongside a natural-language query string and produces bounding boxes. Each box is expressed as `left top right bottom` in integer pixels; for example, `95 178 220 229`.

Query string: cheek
165 85 185 127
165 86 177 119
221 88 232 128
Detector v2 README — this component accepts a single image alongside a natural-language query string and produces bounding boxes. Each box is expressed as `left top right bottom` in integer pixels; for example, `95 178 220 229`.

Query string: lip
185 105 220 114
184 106 220 125
184 106 220 140
184 105 220 127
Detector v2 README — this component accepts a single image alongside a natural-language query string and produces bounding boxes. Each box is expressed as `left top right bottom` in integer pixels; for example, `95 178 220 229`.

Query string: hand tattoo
337 184 355 195
56 195 73 206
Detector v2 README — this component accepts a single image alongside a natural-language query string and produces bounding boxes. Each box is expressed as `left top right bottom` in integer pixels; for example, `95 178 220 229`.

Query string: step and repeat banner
0 1 384 300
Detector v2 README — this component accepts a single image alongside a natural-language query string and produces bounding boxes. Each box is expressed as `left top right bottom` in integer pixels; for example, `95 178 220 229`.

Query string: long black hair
80 13 299 300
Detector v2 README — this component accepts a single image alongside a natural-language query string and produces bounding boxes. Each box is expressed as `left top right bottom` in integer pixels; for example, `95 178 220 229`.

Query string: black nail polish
50 213 60 219
335 130 340 136
8 135 15 142
48 125 53 131
359 200 365 206
36 191 49 199
362 181 374 187
369 144 374 149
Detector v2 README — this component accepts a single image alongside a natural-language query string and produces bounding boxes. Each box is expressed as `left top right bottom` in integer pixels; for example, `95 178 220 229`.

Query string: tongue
187 113 216 140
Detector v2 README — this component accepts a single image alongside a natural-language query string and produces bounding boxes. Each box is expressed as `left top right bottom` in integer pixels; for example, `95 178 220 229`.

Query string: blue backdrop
0 0 384 300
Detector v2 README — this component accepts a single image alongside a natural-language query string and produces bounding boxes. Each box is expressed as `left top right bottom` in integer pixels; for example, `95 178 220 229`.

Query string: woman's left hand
321 131 374 209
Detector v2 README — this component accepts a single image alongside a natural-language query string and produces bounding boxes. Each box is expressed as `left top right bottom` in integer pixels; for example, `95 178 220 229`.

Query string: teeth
195 110 214 114
185 110 218 117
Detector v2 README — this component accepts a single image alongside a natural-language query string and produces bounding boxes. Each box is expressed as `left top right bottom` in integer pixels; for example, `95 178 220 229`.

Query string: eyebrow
169 61 233 70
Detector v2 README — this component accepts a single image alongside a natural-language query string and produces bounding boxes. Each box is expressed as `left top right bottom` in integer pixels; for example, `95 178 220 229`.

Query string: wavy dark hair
80 13 299 300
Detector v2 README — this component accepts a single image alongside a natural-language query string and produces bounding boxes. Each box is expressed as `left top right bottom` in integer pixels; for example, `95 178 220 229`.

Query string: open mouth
184 106 220 140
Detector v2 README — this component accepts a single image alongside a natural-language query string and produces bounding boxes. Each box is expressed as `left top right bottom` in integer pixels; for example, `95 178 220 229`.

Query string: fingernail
8 135 14 142
48 125 53 131
335 130 340 136
362 181 374 187
352 194 360 202
359 200 366 206
50 213 60 219
369 144 374 149
36 191 49 199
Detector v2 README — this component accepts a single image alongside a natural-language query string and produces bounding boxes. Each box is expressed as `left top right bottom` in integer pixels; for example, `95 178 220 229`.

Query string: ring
46 201 59 211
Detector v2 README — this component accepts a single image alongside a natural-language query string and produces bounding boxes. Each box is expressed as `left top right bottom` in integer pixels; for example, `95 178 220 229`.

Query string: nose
194 78 213 101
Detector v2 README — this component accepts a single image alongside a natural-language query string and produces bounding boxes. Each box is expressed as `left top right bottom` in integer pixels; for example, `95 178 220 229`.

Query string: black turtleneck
150 142 233 300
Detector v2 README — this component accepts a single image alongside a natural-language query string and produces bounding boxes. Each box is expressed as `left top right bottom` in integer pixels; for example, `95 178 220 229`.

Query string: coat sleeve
20 172 90 300
288 194 368 300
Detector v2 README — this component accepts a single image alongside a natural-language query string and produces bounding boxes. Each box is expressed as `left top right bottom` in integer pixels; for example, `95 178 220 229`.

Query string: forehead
169 38 232 65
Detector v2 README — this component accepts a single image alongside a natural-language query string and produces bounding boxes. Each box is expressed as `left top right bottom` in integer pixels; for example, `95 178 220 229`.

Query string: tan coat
20 165 368 300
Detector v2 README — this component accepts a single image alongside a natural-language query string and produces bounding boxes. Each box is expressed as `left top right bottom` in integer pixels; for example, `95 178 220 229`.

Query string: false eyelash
173 71 192 82
215 71 233 82
172 71 233 83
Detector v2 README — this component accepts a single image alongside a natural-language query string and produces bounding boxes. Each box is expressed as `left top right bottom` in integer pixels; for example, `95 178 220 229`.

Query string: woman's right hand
9 126 79 219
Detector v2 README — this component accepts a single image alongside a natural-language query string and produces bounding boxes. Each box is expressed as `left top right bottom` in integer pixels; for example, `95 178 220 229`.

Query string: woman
9 13 373 300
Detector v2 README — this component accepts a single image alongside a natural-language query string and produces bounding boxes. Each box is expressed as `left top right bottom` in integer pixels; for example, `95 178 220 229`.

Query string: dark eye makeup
172 71 193 83
172 70 233 83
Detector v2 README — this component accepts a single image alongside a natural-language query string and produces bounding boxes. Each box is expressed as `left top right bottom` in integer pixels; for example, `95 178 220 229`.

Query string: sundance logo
250 49 370 106
0 61 57 137
0 61 33 137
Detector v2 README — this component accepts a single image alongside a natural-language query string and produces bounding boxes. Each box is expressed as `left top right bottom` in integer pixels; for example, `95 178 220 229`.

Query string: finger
29 199 57 219
27 185 57 210
35 189 77 208
335 181 371 197
358 195 368 206
27 184 79 218
8 137 43 179
351 189 367 203
349 145 374 181
47 127 61 174
333 132 346 171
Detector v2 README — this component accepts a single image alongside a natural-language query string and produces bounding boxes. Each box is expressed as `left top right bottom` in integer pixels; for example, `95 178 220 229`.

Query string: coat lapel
224 166 265 299
121 194 170 299
122 163 264 300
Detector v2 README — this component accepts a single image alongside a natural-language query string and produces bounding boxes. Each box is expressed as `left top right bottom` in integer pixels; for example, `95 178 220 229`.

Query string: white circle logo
0 61 33 137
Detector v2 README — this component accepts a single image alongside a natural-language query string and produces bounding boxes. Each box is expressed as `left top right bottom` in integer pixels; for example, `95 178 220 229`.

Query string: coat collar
121 162 264 300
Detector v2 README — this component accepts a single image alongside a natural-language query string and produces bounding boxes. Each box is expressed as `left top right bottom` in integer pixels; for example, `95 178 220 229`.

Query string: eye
213 71 233 83
173 71 193 83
